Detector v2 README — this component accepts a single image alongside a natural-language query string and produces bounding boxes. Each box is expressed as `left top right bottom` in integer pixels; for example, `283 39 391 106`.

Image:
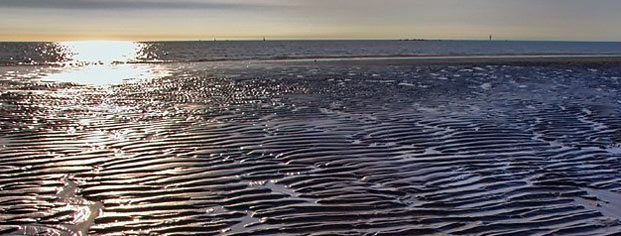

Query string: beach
1 55 621 235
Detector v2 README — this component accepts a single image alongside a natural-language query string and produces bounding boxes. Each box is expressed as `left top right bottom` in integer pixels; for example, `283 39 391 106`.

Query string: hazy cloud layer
1 0 621 41
0 0 286 10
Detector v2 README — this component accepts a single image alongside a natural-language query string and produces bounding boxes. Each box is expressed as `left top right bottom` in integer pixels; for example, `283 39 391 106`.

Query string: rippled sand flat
1 59 621 235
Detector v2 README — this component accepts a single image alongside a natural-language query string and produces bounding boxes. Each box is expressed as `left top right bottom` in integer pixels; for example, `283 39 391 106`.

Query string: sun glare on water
60 41 140 65
38 41 168 85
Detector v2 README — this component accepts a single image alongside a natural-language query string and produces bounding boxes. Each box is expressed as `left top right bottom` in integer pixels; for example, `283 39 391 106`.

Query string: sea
2 40 621 66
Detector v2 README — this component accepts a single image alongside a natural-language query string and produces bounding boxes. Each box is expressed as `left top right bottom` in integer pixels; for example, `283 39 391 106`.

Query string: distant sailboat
263 36 266 41
489 35 492 41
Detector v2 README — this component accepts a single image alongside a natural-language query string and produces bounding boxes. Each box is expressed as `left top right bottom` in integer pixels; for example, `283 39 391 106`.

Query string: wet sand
1 57 621 235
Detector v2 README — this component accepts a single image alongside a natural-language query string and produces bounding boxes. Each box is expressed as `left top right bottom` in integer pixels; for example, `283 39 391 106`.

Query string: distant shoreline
284 54 621 66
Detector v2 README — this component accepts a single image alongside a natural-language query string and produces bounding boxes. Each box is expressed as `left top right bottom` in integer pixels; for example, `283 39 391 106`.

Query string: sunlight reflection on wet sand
41 64 170 85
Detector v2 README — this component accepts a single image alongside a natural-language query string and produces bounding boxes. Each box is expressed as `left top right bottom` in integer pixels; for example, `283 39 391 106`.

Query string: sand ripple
1 61 621 235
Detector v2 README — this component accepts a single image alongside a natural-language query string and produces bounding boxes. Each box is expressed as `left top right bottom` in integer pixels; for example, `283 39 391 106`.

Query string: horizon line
2 38 621 43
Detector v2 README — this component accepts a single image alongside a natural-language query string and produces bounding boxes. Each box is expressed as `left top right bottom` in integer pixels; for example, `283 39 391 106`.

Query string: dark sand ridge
1 57 621 235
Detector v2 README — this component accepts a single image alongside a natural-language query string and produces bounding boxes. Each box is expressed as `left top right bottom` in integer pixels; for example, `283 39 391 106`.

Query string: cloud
0 0 286 10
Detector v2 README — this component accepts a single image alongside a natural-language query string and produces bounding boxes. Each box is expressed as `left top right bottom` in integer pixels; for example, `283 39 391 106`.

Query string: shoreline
4 54 621 68
284 54 621 66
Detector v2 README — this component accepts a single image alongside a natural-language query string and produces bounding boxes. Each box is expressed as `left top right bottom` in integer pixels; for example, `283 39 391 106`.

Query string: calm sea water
2 40 621 66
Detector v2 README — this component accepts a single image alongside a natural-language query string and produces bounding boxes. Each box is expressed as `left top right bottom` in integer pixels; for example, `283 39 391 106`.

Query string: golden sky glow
1 0 621 42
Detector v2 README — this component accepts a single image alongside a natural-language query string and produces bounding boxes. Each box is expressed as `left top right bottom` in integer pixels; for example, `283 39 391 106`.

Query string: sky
1 0 621 42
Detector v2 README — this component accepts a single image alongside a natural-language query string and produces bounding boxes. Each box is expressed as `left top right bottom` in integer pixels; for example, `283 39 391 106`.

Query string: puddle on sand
574 188 621 220
8 177 103 236
264 181 299 197
225 211 264 234
57 177 103 236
